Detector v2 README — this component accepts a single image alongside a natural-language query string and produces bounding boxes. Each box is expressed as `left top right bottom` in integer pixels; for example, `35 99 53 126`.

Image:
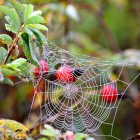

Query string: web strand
23 44 140 139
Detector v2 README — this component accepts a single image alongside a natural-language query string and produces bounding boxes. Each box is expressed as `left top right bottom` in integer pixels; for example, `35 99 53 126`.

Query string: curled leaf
21 32 40 67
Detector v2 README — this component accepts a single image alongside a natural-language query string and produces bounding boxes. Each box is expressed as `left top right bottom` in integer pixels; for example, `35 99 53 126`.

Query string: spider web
28 44 139 140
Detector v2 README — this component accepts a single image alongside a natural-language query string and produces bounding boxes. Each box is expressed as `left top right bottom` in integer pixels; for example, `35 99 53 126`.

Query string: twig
76 3 121 52
3 24 25 65
3 35 19 64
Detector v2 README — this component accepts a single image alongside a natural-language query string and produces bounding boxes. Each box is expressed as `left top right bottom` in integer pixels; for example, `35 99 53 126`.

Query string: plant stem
3 24 25 65
3 35 19 64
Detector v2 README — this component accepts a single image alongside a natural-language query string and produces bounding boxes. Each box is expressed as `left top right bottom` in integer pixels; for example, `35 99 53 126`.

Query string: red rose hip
7 76 15 81
100 84 118 103
56 65 75 84
33 60 49 77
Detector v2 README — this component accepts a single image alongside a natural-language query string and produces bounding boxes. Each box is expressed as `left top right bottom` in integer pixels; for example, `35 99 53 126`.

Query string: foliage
0 1 48 138
0 119 29 140
0 0 48 85
0 0 140 140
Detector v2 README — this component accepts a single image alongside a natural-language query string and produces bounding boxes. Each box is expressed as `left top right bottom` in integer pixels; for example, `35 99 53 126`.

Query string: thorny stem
3 25 24 65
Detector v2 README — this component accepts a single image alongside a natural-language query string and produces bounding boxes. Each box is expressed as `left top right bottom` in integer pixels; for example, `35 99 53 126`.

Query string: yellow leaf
0 119 29 140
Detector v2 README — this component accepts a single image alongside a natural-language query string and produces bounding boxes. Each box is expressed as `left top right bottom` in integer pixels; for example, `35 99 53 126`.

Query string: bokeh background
0 0 140 140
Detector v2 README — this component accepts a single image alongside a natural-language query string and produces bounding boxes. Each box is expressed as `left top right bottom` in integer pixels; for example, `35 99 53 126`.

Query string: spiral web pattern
31 45 139 140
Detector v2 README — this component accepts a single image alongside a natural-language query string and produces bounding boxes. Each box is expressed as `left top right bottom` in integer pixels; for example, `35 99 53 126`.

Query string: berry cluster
33 60 49 77
33 60 76 83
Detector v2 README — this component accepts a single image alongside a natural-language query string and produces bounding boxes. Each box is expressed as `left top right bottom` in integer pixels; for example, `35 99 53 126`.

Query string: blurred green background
0 0 140 140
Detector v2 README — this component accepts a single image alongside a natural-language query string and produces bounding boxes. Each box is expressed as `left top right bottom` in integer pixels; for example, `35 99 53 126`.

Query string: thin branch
76 3 121 53
3 35 19 65
3 24 25 65
96 12 121 52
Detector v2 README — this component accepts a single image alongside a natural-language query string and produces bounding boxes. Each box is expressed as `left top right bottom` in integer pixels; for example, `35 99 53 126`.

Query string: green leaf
38 138 49 140
0 6 20 33
18 62 34 78
0 47 8 64
24 28 34 36
26 24 48 31
23 4 33 22
24 28 48 48
23 4 45 25
26 15 45 24
31 29 48 46
41 129 55 137
0 76 13 85
29 10 42 17
23 4 44 24
0 34 12 45
21 33 40 67
1 68 17 76
23 28 43 57
8 0 25 23
6 58 27 71
74 133 88 140
5 24 16 33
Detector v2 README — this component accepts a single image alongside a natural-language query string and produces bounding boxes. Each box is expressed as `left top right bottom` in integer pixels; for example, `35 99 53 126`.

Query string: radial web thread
30 45 139 140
